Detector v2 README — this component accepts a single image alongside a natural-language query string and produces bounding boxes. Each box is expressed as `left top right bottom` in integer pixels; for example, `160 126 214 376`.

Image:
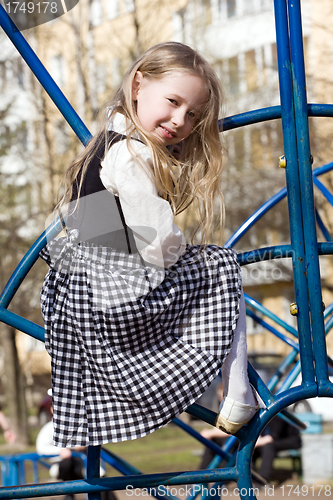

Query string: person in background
0 404 16 444
199 383 230 469
252 416 301 483
200 413 301 484
36 391 85 500
199 426 229 469
36 391 118 500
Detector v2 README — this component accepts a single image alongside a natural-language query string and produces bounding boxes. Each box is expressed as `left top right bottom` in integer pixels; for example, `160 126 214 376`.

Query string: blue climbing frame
1 0 333 499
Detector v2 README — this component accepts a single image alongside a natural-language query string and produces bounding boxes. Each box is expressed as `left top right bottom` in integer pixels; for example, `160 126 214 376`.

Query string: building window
107 0 119 20
213 60 221 80
228 56 240 94
201 0 212 26
17 121 28 151
233 128 245 165
90 0 102 26
96 63 107 94
27 337 45 352
173 9 186 43
0 62 6 91
244 292 264 335
243 0 255 14
111 58 122 89
271 42 278 71
50 54 66 88
54 121 69 155
216 0 223 16
226 0 236 18
251 127 264 169
124 0 135 13
245 49 258 91
11 58 25 89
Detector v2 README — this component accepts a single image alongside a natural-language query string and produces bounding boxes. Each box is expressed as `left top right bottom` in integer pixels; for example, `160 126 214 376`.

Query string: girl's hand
200 428 228 440
4 429 16 444
60 448 73 459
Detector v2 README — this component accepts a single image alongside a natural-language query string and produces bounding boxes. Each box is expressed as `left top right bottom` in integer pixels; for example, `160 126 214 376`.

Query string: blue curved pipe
0 5 91 146
220 103 333 132
225 162 333 248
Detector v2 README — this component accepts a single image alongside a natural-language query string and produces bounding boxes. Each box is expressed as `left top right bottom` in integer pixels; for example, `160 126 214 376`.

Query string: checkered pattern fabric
40 235 241 446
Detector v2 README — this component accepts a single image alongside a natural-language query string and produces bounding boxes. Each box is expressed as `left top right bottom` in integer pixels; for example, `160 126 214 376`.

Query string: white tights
221 289 257 407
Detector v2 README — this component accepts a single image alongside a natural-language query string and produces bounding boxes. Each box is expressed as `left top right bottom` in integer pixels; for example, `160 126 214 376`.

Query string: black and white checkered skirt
40 234 241 447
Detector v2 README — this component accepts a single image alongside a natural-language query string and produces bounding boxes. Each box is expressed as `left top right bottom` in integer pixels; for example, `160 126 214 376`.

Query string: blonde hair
58 42 225 244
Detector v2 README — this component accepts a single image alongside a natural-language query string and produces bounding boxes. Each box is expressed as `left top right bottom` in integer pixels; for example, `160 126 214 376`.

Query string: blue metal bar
237 244 293 265
244 293 298 338
248 363 275 409
288 0 328 386
225 161 333 249
101 449 180 500
220 106 281 131
221 103 333 134
185 404 217 426
172 419 237 500
277 360 301 393
0 308 44 341
224 188 287 248
0 217 63 309
273 0 316 386
0 450 179 500
87 446 101 500
318 242 333 255
100 449 141 476
313 161 333 178
324 302 333 319
0 468 239 499
308 103 333 118
0 5 91 146
266 349 299 392
326 315 333 335
315 209 333 242
33 461 39 484
245 309 299 350
172 418 232 462
313 177 333 207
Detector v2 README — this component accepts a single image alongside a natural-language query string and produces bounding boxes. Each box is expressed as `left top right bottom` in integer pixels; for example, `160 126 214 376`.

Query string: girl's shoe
215 396 259 435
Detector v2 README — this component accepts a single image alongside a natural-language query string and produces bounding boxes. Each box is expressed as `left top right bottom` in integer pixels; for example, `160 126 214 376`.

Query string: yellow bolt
290 302 298 316
279 155 287 168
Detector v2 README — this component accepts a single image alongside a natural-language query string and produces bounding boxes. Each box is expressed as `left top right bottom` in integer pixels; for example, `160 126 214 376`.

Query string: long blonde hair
58 42 225 244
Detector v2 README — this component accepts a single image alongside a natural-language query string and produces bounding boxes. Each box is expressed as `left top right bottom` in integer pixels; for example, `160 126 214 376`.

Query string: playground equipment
1 0 333 499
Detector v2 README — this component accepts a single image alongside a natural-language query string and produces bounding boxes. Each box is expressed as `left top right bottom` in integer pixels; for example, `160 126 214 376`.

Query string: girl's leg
221 289 257 406
215 289 259 434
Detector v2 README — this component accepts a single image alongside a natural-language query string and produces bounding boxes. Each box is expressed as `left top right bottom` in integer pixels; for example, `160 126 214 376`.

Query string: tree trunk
2 325 29 445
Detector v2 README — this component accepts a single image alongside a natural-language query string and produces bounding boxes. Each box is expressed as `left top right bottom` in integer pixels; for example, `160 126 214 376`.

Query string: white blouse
100 114 186 269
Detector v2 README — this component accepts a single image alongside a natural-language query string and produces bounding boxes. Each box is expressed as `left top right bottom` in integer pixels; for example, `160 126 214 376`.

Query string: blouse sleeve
100 139 186 268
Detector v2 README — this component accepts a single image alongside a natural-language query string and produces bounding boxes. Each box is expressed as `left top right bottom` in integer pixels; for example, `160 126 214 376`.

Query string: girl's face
132 71 208 146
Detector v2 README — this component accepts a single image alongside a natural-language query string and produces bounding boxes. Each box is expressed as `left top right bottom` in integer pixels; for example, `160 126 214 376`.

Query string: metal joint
279 155 287 168
290 302 299 316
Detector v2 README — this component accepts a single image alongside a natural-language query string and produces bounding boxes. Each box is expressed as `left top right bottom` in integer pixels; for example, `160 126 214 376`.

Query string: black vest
67 132 137 253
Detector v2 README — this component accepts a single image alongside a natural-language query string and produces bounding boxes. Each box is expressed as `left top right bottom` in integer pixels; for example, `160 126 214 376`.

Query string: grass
0 419 300 486
0 420 207 482
103 422 204 475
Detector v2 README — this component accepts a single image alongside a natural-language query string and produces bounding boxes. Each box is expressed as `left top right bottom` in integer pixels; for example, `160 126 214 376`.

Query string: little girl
40 42 259 448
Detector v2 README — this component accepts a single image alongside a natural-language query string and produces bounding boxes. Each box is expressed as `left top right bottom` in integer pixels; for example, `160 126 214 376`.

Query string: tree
0 35 51 443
